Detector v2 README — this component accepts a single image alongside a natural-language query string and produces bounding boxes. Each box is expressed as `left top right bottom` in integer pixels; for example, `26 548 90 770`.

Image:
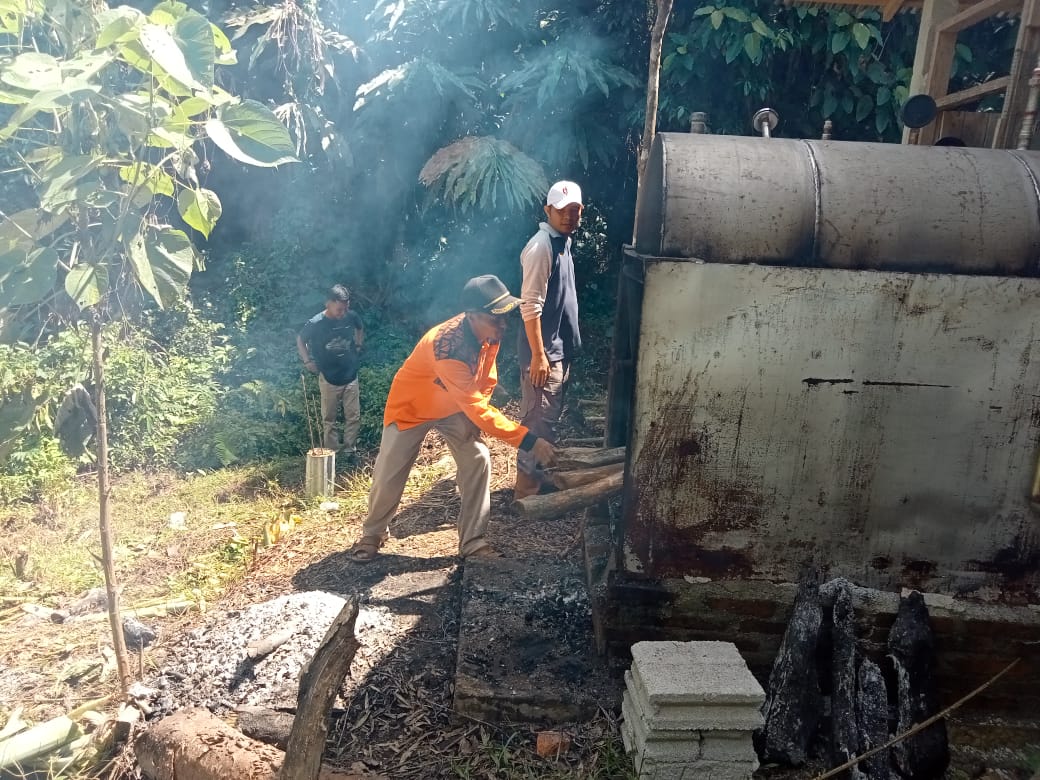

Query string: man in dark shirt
297 285 365 456
515 181 582 499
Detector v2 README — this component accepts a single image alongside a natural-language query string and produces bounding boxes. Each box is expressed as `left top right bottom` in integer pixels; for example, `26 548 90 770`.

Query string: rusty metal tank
633 134 1040 276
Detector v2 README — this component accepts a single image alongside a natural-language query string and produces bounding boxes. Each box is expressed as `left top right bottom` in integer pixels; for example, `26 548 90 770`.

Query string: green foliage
0 0 295 319
419 136 548 214
0 307 230 500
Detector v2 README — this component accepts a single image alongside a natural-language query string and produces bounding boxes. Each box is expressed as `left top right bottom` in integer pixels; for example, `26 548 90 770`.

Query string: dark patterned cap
460 275 521 315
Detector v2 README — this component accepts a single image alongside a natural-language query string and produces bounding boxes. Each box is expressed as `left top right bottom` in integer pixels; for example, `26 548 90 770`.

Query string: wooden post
513 471 624 521
996 0 1040 147
304 448 335 498
903 0 959 143
279 598 361 780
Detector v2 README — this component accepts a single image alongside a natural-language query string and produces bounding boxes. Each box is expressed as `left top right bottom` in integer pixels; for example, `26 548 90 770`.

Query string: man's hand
531 437 557 468
529 352 551 388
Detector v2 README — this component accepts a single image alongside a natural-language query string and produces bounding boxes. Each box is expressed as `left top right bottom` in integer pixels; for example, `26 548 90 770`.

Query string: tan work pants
319 375 360 453
361 413 491 556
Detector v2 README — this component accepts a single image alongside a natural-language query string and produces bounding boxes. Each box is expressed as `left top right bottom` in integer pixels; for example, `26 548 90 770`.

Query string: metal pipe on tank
633 133 1040 276
752 108 779 138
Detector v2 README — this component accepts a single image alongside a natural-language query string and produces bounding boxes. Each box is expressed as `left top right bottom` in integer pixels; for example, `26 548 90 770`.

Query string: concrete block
698 731 758 763
630 641 766 706
623 692 701 762
632 756 758 780
626 670 765 732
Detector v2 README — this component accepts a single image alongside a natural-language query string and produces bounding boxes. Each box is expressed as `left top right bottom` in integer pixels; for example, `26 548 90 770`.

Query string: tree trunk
513 470 624 520
633 0 676 242
93 316 130 694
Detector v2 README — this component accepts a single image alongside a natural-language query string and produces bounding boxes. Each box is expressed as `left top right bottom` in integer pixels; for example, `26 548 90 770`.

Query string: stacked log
513 447 625 521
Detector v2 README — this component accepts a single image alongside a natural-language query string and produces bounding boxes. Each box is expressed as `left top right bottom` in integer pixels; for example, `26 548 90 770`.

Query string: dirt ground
3 421 1039 779
0 425 642 779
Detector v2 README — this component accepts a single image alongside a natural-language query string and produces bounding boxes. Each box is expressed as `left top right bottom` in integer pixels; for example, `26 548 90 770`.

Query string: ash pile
139 591 388 717
756 569 950 779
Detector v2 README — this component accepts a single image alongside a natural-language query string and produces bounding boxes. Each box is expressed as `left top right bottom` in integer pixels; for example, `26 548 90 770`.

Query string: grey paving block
632 756 758 780
626 670 765 732
698 731 758 763
630 641 766 706
623 692 701 762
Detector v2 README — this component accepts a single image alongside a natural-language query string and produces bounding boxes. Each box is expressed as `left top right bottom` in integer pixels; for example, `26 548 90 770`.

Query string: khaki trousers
319 375 360 453
361 414 491 556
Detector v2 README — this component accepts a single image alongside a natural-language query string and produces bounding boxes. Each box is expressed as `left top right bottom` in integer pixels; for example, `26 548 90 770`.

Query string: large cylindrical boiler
633 134 1040 276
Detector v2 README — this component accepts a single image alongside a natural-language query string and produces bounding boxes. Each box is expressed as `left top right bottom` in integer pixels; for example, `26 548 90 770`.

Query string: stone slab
631 641 766 706
453 556 621 723
626 670 765 732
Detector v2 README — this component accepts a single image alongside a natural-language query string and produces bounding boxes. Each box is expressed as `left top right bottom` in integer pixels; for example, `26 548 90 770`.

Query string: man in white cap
514 181 583 500
348 275 557 562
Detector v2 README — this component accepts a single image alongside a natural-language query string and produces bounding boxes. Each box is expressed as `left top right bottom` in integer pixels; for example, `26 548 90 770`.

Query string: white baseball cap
546 180 582 209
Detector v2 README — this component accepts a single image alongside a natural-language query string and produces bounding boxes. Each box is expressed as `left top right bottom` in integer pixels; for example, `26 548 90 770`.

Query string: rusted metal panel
624 261 1040 600
633 134 1040 276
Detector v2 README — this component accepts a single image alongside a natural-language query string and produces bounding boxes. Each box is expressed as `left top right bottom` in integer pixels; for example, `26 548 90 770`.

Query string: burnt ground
118 430 636 779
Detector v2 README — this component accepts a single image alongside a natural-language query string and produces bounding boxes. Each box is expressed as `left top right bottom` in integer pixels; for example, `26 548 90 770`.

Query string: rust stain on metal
626 387 761 579
968 533 1040 594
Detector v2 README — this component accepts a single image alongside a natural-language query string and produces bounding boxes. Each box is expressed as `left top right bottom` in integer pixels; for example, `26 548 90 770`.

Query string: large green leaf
0 209 68 253
64 262 108 309
205 100 296 167
0 81 100 141
1 52 62 91
127 227 195 309
119 161 175 198
174 10 215 89
96 6 144 47
39 155 100 211
177 188 221 238
139 22 203 90
0 247 57 308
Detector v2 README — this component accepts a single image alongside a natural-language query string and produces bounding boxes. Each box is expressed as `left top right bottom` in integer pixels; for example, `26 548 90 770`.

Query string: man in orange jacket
348 275 557 563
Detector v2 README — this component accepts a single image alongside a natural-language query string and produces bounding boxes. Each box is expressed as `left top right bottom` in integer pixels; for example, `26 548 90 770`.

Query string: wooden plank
935 75 1011 109
883 0 906 20
935 0 1021 34
905 0 961 143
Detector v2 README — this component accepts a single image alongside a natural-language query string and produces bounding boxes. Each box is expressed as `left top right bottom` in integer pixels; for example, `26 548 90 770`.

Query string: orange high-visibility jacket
383 314 532 449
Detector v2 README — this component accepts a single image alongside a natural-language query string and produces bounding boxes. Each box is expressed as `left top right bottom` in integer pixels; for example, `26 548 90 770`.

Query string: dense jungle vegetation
0 0 1020 503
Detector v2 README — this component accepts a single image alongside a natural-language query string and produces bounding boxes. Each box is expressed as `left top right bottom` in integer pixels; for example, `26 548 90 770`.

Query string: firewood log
548 461 624 491
552 446 625 470
135 708 376 780
513 470 624 520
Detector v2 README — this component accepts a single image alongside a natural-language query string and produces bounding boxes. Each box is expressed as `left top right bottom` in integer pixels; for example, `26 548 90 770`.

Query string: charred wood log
888 591 948 780
830 583 864 779
280 598 361 780
857 658 895 780
758 567 823 766
513 471 623 520
235 706 295 750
